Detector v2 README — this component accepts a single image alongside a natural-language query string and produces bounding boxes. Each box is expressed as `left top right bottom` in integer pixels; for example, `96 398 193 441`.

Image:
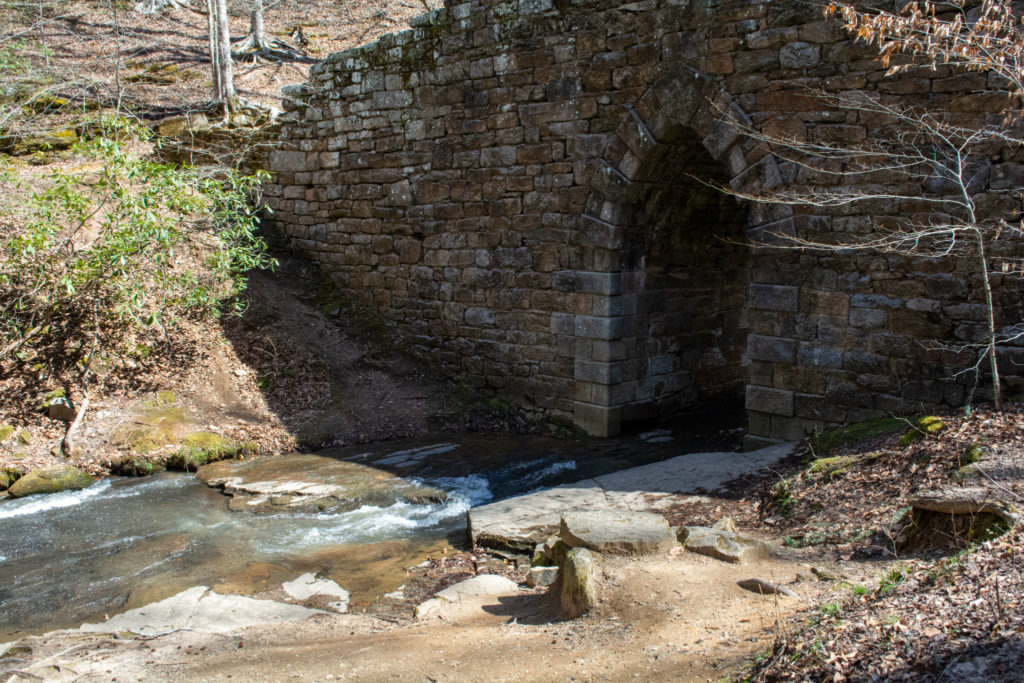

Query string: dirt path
4 550 849 682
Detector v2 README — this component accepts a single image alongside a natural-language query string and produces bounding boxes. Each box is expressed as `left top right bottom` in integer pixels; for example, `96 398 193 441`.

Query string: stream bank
0 423 745 641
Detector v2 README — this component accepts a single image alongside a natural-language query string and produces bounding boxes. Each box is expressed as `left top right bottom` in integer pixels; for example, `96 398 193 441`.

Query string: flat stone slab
282 573 350 612
908 488 1019 524
415 574 520 619
560 510 676 556
680 526 767 564
79 587 322 636
197 453 447 513
468 443 793 550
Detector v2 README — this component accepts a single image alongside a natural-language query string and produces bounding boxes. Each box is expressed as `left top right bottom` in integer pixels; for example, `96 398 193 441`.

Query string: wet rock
527 566 559 587
79 586 321 636
198 453 447 513
109 455 167 477
560 510 677 556
559 547 600 618
737 578 797 597
677 525 767 564
8 466 95 497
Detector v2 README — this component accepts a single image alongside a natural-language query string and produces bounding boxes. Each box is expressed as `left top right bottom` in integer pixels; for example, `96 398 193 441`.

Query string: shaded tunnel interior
619 128 750 424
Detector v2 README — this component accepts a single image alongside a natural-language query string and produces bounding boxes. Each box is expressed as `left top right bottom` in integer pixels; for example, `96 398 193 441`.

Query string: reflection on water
0 422 741 639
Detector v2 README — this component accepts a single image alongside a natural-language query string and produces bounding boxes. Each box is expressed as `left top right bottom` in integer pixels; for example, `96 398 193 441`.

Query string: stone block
573 401 621 437
745 385 794 417
746 334 797 363
797 343 843 368
748 284 798 312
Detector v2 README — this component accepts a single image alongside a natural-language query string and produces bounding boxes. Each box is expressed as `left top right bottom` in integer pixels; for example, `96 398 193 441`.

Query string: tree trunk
207 0 236 117
249 0 269 51
977 232 1003 410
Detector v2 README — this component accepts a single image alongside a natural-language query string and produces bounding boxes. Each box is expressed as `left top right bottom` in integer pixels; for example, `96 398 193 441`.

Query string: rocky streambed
0 427 744 640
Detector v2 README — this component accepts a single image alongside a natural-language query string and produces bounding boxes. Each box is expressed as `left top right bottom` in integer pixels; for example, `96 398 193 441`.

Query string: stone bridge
265 0 1024 442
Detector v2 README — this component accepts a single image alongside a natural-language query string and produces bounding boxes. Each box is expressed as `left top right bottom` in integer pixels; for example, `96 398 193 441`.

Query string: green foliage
0 131 276 380
771 479 794 515
877 566 906 596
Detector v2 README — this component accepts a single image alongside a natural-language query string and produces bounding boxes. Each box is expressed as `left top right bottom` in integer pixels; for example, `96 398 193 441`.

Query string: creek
0 424 740 640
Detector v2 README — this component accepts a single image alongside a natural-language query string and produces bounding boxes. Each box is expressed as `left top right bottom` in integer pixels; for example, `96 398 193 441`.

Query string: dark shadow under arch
572 70 777 436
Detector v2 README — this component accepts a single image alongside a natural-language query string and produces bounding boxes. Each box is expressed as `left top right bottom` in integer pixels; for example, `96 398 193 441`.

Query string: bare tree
730 0 1024 410
208 0 237 116
234 0 304 62
134 0 192 14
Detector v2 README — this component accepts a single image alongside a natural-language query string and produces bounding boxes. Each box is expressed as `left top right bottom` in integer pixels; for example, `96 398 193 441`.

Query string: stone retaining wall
265 0 1024 441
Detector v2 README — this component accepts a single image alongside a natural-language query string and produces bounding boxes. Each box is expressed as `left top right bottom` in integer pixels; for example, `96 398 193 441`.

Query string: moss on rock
109 456 167 477
808 453 880 481
164 432 253 471
8 465 94 497
809 417 906 455
899 416 945 447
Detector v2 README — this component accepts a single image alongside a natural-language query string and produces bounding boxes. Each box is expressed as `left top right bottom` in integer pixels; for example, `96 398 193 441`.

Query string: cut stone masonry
266 0 1024 442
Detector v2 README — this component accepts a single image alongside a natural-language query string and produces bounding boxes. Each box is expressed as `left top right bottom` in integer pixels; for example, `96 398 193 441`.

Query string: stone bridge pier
265 0 1024 442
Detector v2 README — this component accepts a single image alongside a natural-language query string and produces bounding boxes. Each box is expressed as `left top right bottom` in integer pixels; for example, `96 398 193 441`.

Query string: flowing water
0 424 741 640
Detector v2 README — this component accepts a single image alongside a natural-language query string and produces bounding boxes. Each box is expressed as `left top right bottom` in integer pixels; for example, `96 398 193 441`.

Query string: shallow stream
0 424 740 640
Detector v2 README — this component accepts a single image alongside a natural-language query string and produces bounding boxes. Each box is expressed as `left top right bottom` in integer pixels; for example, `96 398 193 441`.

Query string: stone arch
572 69 785 436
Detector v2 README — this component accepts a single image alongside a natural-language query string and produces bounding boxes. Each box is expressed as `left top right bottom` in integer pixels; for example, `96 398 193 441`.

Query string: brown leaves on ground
747 530 1024 681
740 408 1024 681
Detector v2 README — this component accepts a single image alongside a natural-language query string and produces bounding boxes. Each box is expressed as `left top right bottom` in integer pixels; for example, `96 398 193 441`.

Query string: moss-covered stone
808 417 905 455
8 465 95 497
808 452 880 481
9 128 79 155
0 467 18 490
0 424 14 442
164 432 252 471
899 416 945 447
961 443 985 466
111 400 188 454
16 429 30 445
109 456 167 477
559 547 600 618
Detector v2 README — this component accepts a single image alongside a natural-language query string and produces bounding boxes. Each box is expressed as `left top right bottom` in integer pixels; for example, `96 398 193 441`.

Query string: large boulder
560 547 601 619
8 466 94 497
559 510 677 556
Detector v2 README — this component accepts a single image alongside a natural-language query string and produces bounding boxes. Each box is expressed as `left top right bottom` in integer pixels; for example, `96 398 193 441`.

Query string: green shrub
0 130 275 380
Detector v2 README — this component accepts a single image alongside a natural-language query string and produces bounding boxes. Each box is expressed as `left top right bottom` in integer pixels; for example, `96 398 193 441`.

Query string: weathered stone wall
265 0 1024 441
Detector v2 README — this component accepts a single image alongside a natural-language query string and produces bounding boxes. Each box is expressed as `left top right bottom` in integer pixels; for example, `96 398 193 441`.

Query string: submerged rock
559 510 677 556
8 466 94 497
197 453 448 513
560 547 600 618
